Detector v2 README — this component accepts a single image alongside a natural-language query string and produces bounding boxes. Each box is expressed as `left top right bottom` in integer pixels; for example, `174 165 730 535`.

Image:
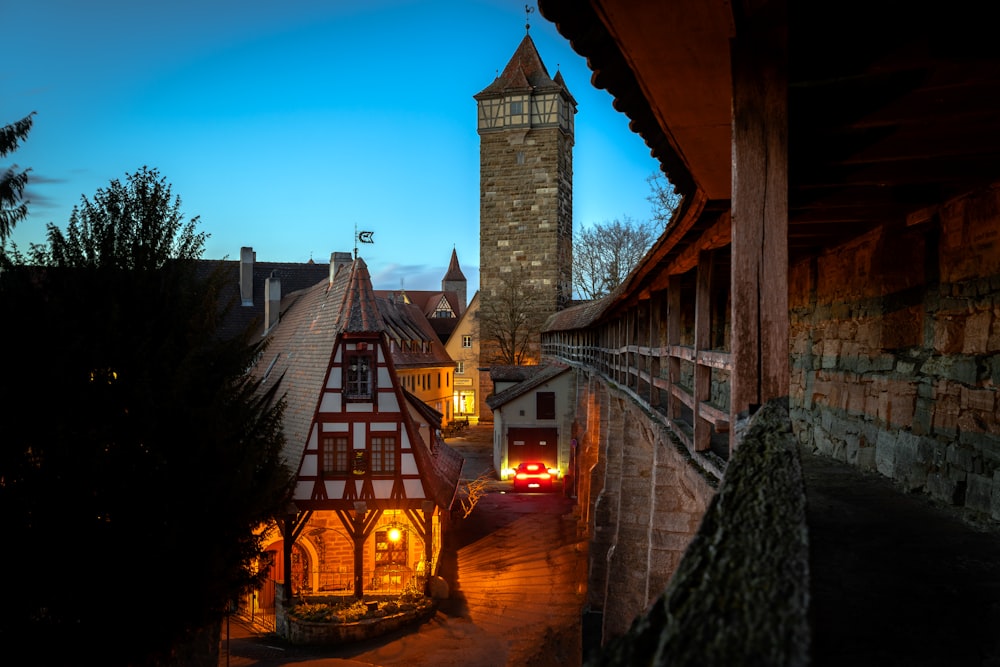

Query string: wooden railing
543 320 732 474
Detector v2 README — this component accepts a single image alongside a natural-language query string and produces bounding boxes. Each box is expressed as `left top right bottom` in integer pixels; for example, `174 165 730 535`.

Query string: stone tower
475 29 576 364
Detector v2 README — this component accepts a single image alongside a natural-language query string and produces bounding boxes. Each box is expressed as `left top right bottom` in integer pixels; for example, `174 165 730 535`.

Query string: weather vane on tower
525 4 534 33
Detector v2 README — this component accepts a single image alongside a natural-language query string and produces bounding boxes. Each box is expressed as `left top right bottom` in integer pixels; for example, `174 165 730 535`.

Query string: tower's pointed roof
443 247 466 282
475 33 570 99
338 257 384 333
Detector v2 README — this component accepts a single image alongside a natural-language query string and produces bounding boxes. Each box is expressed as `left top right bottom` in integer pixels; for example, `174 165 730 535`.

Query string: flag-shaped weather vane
354 224 375 258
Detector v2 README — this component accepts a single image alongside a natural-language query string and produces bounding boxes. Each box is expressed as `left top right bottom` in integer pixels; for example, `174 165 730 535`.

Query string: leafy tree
0 167 293 666
33 165 206 268
478 267 548 365
647 171 683 230
573 216 657 300
0 112 35 242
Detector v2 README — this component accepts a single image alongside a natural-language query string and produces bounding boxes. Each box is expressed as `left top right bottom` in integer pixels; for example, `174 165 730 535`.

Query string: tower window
510 101 523 115
462 335 473 348
516 151 525 165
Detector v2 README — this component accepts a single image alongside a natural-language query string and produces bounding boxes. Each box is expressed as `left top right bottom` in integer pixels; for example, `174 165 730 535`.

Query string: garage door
507 427 559 467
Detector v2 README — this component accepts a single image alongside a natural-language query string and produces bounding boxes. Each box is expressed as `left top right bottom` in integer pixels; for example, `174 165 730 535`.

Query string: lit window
345 353 373 400
462 335 472 348
456 361 465 374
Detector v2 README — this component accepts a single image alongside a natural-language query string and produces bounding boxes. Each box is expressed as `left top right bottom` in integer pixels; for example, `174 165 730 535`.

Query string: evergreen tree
0 112 35 242
0 167 293 666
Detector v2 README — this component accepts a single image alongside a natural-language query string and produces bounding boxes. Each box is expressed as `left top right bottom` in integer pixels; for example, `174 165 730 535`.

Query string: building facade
245 255 463 630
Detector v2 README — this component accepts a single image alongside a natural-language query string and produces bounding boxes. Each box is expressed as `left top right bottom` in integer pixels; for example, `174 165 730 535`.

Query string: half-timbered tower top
475 33 575 107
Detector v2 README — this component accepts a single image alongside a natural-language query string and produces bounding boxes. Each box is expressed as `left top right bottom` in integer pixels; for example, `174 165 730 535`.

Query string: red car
512 461 557 492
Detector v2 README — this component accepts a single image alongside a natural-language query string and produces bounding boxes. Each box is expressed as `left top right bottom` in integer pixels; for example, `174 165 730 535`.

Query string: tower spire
525 4 534 33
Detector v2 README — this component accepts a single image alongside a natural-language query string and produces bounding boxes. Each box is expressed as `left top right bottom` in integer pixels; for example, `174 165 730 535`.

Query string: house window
345 353 373 400
537 392 556 420
321 435 349 475
462 335 472 348
371 436 397 474
456 361 465 374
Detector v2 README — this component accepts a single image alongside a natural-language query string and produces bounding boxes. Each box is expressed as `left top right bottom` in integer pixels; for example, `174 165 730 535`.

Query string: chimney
265 271 281 331
239 246 254 306
329 251 353 283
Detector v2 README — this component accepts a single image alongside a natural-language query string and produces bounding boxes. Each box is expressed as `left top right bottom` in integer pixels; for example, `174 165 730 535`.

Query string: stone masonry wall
588 400 810 667
789 184 1000 522
574 369 716 644
479 127 573 362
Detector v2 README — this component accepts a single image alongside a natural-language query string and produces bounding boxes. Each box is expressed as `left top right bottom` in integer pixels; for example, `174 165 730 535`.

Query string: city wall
789 184 1000 521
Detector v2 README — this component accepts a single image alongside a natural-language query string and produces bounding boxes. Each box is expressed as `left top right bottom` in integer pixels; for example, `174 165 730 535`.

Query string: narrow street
220 425 588 667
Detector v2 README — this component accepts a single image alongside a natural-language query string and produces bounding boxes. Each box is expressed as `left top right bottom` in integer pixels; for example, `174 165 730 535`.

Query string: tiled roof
376 297 454 369
489 364 545 383
248 258 378 469
374 289 462 344
196 258 328 341
475 34 570 99
403 391 464 510
541 293 615 333
486 362 571 409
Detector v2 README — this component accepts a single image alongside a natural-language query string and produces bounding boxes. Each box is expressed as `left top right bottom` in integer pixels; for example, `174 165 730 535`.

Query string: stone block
655 510 698 533
965 473 994 515
875 430 896 477
946 444 974 471
927 473 961 505
857 441 877 471
962 309 993 354
960 386 996 413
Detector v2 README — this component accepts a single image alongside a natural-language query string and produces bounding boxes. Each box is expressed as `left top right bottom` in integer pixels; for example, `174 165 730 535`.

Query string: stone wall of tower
479 125 573 364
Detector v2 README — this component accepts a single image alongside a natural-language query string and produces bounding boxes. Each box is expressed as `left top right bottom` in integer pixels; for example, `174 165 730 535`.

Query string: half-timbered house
247 255 463 623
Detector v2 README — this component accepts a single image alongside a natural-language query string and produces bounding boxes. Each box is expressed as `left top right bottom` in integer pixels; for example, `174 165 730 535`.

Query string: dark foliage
0 112 35 242
0 168 293 665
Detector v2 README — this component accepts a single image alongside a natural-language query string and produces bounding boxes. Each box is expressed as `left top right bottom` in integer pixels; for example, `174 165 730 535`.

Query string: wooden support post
694 251 714 452
353 511 366 599
282 514 295 604
667 275 682 421
730 0 789 450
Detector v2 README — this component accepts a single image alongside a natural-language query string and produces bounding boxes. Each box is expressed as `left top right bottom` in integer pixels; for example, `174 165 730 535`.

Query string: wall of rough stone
587 400 810 667
479 127 574 364
789 184 1000 521
573 369 716 644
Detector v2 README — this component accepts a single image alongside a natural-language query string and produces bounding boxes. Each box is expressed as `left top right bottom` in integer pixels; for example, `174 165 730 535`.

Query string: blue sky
3 0 662 294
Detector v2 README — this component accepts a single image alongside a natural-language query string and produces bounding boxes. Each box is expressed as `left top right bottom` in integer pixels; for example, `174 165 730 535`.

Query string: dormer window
345 353 374 400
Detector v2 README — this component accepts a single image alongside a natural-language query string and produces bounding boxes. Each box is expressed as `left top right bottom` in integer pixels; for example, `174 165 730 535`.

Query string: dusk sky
4 0 663 294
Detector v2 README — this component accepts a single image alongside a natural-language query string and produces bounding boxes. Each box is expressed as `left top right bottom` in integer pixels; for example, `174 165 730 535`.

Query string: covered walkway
803 447 1000 666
